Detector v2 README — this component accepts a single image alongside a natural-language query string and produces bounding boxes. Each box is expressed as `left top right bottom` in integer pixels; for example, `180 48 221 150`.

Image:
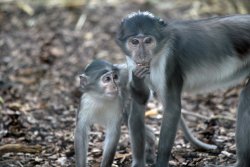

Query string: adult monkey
116 11 250 167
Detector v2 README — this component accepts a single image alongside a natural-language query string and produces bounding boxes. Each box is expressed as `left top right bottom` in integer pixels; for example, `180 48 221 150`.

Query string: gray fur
74 60 156 167
116 12 250 167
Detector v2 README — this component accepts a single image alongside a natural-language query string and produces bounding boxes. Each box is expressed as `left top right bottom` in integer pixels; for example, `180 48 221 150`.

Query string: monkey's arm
101 121 121 167
130 67 150 104
179 116 217 150
122 99 156 165
128 100 147 167
74 111 89 167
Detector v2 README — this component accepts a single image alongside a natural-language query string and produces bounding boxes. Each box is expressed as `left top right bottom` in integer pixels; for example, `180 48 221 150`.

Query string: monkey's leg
156 81 182 167
101 120 121 167
180 116 217 150
123 103 155 165
129 102 146 167
235 79 250 167
145 125 156 164
74 120 89 167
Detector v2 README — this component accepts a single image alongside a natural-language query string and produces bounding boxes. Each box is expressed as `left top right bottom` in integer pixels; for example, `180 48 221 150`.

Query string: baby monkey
75 59 154 167
75 59 216 167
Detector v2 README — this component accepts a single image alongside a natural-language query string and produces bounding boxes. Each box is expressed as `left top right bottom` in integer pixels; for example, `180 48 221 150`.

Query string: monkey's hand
131 65 150 89
133 65 150 80
130 66 150 104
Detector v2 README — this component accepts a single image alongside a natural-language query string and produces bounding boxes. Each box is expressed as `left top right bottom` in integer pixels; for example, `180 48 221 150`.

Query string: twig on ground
0 144 42 156
181 109 209 120
210 115 235 121
181 109 235 121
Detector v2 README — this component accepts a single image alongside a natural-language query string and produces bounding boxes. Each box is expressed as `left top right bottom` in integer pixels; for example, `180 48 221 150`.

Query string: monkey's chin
106 92 118 98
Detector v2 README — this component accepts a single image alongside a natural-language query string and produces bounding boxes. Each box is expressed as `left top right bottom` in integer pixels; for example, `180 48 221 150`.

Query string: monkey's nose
111 85 118 91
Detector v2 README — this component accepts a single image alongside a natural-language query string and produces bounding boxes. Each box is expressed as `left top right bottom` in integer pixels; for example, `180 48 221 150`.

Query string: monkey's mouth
107 91 118 97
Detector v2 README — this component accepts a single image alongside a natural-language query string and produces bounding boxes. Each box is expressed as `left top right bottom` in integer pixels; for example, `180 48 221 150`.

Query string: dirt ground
0 1 247 167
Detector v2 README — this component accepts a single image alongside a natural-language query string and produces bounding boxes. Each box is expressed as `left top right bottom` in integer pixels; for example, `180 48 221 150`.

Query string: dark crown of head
121 11 166 26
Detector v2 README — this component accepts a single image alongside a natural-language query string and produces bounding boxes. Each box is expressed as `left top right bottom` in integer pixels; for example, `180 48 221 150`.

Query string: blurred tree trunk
241 0 250 13
228 0 250 14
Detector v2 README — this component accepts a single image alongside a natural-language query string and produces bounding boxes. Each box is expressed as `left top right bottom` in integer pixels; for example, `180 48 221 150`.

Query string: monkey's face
126 35 156 67
116 11 167 67
99 71 120 98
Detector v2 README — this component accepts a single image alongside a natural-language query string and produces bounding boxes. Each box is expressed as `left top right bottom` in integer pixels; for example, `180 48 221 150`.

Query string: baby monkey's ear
79 74 89 88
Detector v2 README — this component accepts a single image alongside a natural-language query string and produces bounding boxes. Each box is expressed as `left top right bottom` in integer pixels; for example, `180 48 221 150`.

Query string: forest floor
0 1 245 167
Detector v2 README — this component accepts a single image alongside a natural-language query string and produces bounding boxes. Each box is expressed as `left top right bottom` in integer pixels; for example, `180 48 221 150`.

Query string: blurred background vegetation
1 0 250 18
0 0 249 166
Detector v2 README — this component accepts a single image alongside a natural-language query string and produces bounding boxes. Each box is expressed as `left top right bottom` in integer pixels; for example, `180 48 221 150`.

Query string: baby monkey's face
100 71 120 98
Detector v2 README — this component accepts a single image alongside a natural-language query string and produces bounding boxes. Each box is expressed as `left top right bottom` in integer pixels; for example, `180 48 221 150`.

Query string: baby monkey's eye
103 76 111 83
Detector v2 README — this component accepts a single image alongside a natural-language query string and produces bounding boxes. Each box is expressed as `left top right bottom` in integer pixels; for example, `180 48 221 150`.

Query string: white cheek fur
150 49 168 103
126 56 137 82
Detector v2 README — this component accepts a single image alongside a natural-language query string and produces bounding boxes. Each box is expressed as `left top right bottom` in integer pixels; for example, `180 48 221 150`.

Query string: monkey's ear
79 74 89 87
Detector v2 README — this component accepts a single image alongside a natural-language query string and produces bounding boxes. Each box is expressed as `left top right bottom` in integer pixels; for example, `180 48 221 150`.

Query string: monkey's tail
180 115 217 150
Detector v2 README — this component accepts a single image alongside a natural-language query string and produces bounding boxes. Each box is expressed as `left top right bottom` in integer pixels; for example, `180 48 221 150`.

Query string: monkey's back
170 15 250 93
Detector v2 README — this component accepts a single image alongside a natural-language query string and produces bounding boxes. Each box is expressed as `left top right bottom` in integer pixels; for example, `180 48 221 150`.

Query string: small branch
16 1 34 16
115 152 131 163
210 115 235 122
0 144 42 156
75 0 90 31
181 109 209 120
181 109 235 122
75 14 87 31
17 161 24 167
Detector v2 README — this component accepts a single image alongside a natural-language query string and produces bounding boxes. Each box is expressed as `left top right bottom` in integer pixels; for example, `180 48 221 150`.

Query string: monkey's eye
144 37 153 44
130 38 139 45
113 74 119 80
103 76 111 83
